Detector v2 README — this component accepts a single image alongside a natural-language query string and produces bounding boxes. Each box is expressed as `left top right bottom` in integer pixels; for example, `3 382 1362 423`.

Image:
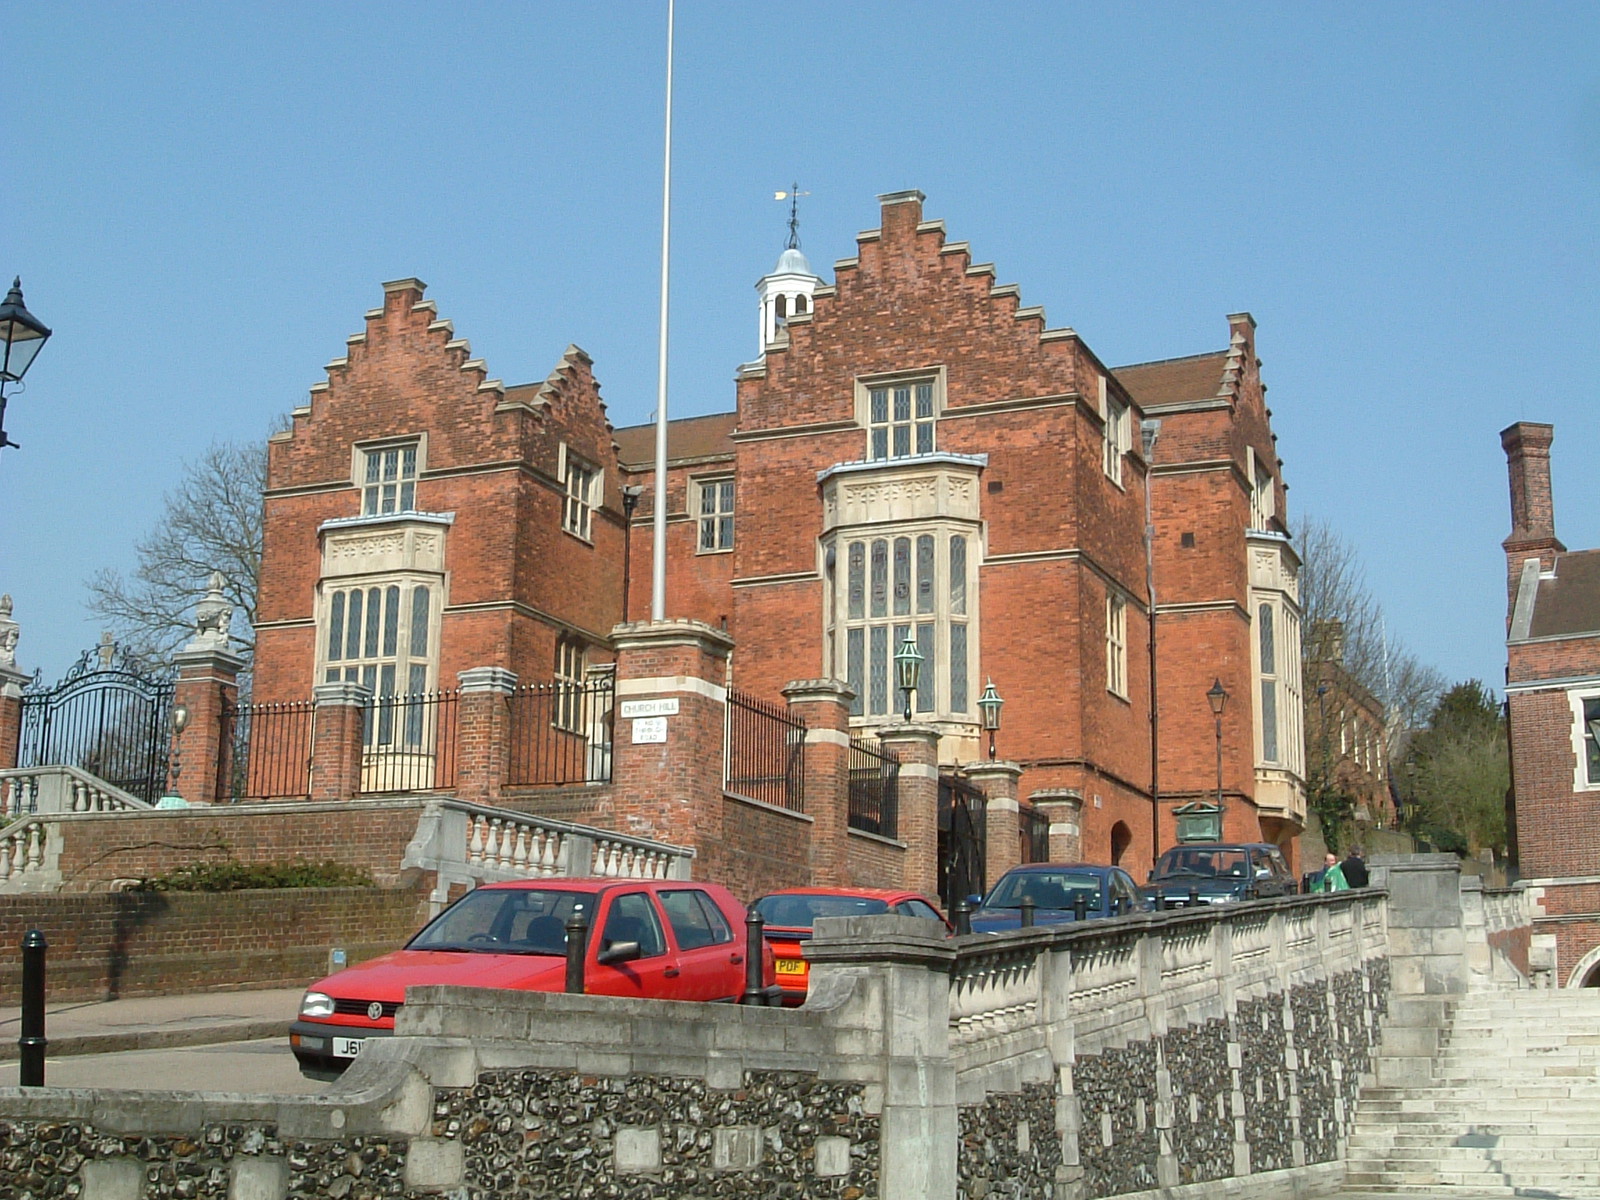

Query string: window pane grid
361 443 420 516
866 379 937 461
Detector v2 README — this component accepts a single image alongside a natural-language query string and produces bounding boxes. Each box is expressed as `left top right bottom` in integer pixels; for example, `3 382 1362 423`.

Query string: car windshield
1155 849 1250 879
984 872 1103 909
407 887 591 954
753 894 891 928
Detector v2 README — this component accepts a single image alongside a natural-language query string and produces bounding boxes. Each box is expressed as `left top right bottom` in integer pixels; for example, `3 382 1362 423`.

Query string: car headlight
300 990 335 1018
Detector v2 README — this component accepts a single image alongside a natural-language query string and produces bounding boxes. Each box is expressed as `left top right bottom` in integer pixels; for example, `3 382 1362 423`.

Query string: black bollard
1072 893 1089 922
564 912 589 995
954 900 972 936
1189 885 1200 907
742 911 765 1005
1019 898 1035 928
19 929 47 1087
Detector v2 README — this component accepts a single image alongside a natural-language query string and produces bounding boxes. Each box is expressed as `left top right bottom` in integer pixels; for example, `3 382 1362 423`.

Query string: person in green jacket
1317 851 1349 892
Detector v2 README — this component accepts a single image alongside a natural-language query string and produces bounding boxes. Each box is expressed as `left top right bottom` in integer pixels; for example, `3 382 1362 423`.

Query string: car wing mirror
596 940 642 966
1146 870 1155 883
965 893 983 907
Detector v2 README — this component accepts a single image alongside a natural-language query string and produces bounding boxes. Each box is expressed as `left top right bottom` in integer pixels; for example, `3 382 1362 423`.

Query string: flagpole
650 0 674 622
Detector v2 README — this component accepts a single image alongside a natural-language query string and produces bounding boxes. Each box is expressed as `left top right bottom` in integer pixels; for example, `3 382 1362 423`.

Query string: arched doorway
1110 821 1132 866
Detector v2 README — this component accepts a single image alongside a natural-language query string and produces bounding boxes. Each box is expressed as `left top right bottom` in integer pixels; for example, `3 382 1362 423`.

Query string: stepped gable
737 189 1126 432
267 278 522 489
501 344 619 486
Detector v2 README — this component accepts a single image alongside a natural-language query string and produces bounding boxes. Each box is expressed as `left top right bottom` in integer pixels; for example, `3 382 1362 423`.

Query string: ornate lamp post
893 631 923 723
1206 678 1229 820
977 678 1004 760
0 278 53 457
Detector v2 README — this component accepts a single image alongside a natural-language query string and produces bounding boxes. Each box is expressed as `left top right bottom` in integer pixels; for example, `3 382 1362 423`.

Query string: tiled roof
1112 352 1228 408
614 411 738 469
1529 550 1600 639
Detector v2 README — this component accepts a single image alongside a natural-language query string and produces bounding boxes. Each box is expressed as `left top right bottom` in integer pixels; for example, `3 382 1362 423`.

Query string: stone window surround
350 434 427 516
1101 377 1130 488
818 453 984 728
1564 687 1600 791
854 365 946 463
1106 590 1128 700
559 443 603 543
692 473 735 554
315 511 451 703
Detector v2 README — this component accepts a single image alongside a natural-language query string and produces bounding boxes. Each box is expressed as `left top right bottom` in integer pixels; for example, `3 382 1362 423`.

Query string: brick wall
0 887 427 1002
696 795 813 903
1532 879 1600 986
45 801 429 892
846 831 908 890
1506 687 1600 877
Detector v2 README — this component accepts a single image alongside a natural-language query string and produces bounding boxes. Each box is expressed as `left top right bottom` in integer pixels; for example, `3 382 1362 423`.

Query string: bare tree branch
83 438 265 667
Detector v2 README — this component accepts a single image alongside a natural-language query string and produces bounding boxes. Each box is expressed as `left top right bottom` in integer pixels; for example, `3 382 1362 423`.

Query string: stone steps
1347 988 1600 1195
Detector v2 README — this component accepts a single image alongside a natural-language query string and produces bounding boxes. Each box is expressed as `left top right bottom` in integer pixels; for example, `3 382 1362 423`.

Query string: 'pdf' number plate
332 1037 364 1059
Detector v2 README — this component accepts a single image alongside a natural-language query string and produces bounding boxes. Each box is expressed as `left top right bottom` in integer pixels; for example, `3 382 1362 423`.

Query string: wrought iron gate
938 773 987 910
17 638 176 803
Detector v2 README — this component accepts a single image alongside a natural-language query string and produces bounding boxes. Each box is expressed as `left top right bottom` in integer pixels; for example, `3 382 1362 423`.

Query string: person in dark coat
1341 847 1369 888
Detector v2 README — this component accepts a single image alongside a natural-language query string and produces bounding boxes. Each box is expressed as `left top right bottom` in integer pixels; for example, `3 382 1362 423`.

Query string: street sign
632 716 668 744
620 699 680 719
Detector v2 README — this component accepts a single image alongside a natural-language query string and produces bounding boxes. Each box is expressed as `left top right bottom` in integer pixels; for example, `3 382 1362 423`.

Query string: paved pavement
0 987 304 1060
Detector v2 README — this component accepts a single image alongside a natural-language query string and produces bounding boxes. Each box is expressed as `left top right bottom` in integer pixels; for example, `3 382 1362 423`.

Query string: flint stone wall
0 884 1408 1200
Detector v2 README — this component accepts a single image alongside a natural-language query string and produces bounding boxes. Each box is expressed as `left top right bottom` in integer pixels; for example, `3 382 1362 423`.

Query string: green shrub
133 861 374 892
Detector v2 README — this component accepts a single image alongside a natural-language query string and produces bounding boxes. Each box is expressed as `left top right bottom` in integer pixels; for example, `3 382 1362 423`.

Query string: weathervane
773 183 810 250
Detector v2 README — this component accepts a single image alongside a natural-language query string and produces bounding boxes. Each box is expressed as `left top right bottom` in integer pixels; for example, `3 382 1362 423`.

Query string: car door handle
730 954 744 964
663 967 680 978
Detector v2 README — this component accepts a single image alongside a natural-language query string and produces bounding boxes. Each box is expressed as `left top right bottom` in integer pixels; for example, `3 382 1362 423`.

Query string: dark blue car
970 862 1149 933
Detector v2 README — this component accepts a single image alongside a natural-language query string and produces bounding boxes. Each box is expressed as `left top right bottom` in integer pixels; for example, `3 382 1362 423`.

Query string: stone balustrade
0 818 47 887
0 765 151 818
403 798 694 910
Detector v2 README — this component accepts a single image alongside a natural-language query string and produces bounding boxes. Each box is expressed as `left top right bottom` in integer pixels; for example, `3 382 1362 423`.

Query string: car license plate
332 1037 364 1059
775 958 806 974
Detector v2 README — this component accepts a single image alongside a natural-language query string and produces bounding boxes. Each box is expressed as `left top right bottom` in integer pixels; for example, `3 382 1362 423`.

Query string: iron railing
1019 803 1050 863
506 677 615 786
848 735 899 838
724 690 805 812
358 689 460 794
223 699 315 801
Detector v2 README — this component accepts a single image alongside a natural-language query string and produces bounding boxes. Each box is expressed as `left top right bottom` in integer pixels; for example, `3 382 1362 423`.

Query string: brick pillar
455 667 517 806
0 669 25 772
783 679 853 887
1031 787 1083 862
309 681 370 802
967 761 1023 884
611 620 733 858
878 723 940 899
169 647 247 805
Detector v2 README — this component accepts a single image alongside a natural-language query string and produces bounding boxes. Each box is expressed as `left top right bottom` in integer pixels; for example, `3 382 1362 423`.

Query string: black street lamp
977 678 1004 760
0 278 52 457
620 484 645 623
1206 678 1229 820
893 630 923 723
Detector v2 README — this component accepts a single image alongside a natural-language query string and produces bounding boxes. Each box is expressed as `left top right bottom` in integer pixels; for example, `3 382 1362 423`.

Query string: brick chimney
1501 421 1564 619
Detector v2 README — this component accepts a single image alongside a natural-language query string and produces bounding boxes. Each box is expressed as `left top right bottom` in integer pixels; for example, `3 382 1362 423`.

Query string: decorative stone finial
186 571 234 651
0 594 18 670
97 631 117 668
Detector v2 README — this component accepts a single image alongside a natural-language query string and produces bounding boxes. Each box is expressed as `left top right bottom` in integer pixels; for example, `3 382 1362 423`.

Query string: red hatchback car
291 878 770 1077
751 887 948 1005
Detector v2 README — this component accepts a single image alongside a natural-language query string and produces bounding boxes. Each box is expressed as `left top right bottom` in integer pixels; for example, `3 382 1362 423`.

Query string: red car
290 878 770 1077
751 887 948 1005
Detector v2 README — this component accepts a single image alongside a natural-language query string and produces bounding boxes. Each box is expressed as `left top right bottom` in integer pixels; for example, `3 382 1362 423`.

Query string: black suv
1144 842 1297 907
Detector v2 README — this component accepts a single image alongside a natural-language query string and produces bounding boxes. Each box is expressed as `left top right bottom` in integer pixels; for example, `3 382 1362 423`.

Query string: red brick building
252 190 1307 883
1501 421 1600 986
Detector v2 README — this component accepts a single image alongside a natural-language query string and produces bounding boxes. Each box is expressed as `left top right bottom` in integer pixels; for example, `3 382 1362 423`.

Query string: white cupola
756 245 822 354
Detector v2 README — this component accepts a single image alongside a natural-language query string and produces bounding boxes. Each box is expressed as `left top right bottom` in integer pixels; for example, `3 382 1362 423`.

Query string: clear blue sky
6 2 1597 695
